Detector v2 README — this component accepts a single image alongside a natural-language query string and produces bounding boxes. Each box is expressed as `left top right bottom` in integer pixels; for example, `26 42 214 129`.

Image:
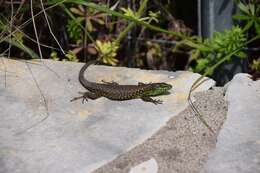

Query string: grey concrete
202 74 260 173
93 87 227 173
0 58 215 173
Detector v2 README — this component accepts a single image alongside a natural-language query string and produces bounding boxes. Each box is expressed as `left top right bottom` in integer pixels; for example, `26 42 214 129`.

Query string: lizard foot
81 96 88 104
152 99 163 105
141 97 163 105
70 92 88 103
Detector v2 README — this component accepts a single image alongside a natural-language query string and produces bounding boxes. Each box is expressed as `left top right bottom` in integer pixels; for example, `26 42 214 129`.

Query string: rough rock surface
93 87 227 173
202 74 260 173
0 59 215 173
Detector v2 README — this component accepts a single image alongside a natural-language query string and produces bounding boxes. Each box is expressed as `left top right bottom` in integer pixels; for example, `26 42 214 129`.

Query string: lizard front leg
141 97 163 105
71 91 101 103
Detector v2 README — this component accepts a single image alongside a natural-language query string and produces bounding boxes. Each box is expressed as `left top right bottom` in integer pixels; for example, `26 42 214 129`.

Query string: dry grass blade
0 1 66 45
30 0 43 60
15 62 50 135
188 75 215 134
29 0 61 78
5 0 14 88
0 14 60 50
39 0 65 55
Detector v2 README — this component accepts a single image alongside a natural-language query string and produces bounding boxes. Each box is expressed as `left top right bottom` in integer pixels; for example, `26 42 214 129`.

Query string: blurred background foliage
0 0 259 83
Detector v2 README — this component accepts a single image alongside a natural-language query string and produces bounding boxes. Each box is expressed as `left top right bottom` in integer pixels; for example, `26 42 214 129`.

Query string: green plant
233 0 260 34
95 40 119 65
176 26 247 75
66 18 82 42
66 4 107 43
233 0 260 79
50 51 59 60
65 50 78 62
0 13 40 58
50 50 78 62
49 0 188 67
251 58 260 71
72 5 106 31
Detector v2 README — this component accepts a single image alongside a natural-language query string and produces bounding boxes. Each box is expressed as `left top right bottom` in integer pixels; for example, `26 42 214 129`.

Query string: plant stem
115 0 149 45
60 0 187 40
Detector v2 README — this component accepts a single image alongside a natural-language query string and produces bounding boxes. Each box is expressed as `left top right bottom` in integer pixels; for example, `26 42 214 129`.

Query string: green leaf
121 7 139 19
256 5 260 14
254 21 260 35
50 51 59 60
86 18 93 32
232 14 251 20
95 18 105 25
5 39 40 59
236 51 247 59
184 40 211 51
70 7 84 16
195 59 209 73
65 51 78 62
66 19 82 41
251 59 260 70
238 2 250 15
190 49 200 60
248 3 255 15
242 20 254 32
110 1 120 11
77 16 85 22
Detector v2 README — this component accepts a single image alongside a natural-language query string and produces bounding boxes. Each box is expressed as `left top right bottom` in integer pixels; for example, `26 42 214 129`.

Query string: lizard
71 60 172 104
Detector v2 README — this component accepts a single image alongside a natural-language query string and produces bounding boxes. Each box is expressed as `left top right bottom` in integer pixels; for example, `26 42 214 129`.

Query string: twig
0 13 60 51
0 48 12 57
15 62 50 135
30 0 61 78
30 0 43 60
6 0 14 88
83 5 87 62
61 4 98 51
39 0 65 55
115 0 149 45
0 0 66 45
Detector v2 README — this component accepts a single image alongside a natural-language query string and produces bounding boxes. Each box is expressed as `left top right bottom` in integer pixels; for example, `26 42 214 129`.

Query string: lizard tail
79 60 97 87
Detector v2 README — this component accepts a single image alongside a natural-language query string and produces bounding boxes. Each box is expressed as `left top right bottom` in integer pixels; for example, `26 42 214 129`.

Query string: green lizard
71 60 172 104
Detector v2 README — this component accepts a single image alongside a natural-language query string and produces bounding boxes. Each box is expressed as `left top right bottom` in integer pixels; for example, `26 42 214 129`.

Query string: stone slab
202 74 260 173
0 58 215 173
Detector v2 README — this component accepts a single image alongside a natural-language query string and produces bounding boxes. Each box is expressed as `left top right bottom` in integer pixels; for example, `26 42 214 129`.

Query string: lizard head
143 82 172 96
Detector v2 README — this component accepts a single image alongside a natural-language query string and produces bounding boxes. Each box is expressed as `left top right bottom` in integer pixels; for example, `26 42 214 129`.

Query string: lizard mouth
164 91 171 95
